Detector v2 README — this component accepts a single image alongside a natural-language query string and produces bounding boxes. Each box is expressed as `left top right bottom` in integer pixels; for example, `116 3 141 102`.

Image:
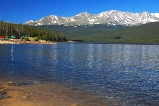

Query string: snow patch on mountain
152 13 159 18
24 20 34 24
24 10 159 26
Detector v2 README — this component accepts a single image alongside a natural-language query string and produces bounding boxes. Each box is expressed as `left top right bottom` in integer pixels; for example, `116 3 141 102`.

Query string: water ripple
0 43 159 105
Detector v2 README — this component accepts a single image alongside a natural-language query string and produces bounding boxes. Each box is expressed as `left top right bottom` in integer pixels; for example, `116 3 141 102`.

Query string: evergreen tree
0 21 67 42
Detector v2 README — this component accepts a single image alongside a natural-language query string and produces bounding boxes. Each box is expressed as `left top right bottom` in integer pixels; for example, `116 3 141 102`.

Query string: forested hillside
0 21 67 42
84 22 159 44
34 24 129 40
33 22 159 44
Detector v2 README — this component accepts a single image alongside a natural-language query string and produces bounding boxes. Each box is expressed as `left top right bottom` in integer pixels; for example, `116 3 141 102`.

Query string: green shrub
34 37 39 41
24 37 30 41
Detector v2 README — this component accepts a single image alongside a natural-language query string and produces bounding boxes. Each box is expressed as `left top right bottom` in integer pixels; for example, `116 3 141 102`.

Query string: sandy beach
0 39 56 44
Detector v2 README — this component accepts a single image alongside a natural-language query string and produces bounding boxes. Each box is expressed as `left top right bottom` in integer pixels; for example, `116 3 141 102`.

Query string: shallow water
0 43 159 106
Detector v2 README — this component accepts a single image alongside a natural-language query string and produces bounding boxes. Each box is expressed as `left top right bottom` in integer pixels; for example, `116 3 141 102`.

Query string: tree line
0 21 67 42
34 24 128 40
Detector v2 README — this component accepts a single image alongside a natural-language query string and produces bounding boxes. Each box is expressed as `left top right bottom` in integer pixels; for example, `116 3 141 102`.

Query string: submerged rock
8 82 16 86
0 87 5 90
0 86 11 100
18 82 33 86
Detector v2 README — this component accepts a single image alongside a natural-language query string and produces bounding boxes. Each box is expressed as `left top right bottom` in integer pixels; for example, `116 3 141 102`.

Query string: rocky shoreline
0 39 56 44
0 81 79 106
0 86 10 100
0 79 109 106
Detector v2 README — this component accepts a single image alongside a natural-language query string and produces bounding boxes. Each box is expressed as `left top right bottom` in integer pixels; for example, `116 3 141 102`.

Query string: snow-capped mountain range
24 10 159 26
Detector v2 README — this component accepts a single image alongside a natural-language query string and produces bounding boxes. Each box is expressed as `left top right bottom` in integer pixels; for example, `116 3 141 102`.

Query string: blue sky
1 0 159 24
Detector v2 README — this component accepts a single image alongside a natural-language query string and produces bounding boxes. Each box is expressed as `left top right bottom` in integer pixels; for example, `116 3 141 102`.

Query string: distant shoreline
0 39 56 44
1 39 159 45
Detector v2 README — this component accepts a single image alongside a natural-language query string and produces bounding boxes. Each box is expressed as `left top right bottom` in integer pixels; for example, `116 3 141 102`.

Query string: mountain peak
24 10 159 26
49 15 58 17
24 20 34 24
109 10 121 12
75 12 91 17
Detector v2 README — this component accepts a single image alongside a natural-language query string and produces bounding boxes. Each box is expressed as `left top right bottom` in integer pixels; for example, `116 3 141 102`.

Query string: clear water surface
0 43 159 106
